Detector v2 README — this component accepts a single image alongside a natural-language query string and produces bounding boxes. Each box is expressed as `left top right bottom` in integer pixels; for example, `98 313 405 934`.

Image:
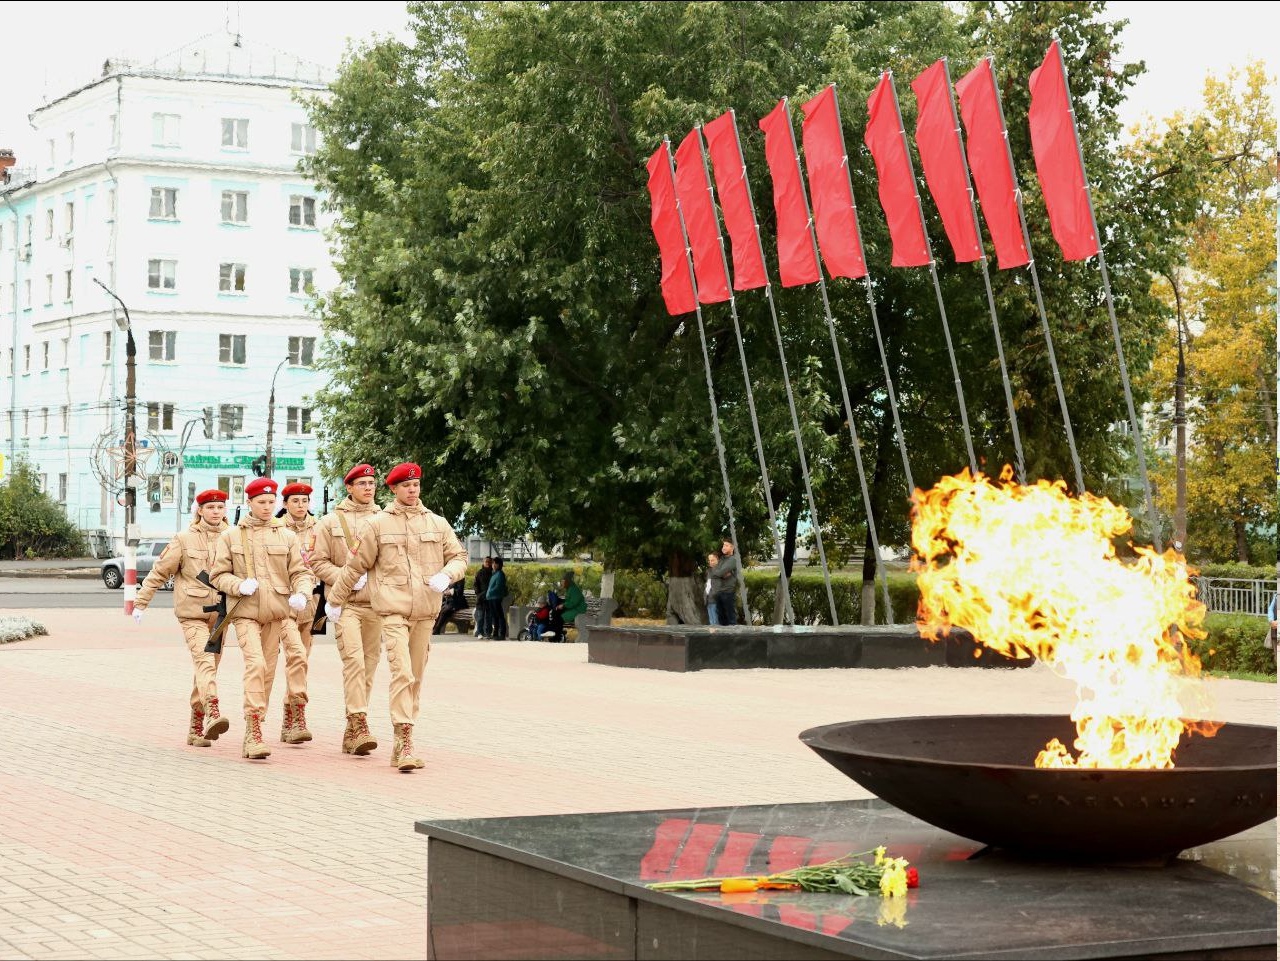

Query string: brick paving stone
1 606 1274 959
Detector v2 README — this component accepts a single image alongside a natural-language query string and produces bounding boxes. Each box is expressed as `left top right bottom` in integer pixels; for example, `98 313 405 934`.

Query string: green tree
304 1 1198 619
0 459 87 559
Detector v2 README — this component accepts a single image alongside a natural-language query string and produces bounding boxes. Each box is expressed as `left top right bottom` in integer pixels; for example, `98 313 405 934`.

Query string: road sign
162 451 179 470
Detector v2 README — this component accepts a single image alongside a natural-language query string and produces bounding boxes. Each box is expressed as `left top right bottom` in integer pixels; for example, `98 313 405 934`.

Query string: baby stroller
518 590 561 642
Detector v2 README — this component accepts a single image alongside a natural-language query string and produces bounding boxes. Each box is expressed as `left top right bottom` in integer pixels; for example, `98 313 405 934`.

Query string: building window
63 270 73 302
45 208 54 239
286 406 313 436
288 195 316 228
218 263 247 293
57 473 68 503
64 201 74 236
22 410 29 436
148 330 177 362
288 336 315 367
147 259 177 290
104 330 113 363
220 190 249 224
60 406 69 435
218 405 244 440
218 333 246 365
23 345 30 373
288 268 315 295
152 112 181 147
66 132 74 164
41 341 50 370
22 280 31 310
147 402 175 432
23 214 31 244
40 407 49 436
43 275 52 305
290 123 317 155
285 476 313 488
37 473 47 493
217 475 246 503
149 187 178 219
221 118 249 149
60 338 69 367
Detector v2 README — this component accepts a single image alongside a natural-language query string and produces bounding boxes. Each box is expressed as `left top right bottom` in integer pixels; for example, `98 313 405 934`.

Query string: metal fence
1193 578 1277 618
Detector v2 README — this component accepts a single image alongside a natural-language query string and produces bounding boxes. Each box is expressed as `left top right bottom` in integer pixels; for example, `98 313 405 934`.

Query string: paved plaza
0 607 1274 959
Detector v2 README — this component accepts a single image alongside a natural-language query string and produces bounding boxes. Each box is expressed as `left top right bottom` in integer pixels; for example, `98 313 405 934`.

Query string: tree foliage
304 1 1199 583
0 460 87 559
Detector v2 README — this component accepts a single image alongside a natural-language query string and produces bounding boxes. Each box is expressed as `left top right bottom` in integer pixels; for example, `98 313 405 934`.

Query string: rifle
311 578 328 635
197 569 242 654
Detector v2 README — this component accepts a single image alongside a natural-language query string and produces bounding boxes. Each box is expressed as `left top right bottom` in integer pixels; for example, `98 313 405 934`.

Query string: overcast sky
2 1 1275 162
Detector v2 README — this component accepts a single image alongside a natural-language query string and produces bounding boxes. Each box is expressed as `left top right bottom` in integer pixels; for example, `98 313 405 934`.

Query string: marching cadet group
132 461 468 772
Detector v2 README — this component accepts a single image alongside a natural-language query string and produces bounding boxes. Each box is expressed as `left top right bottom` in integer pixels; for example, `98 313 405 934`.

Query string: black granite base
587 624 1026 672
416 799 1277 960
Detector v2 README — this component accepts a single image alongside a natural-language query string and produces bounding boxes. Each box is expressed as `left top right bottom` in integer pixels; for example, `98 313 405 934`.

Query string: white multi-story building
1 36 337 545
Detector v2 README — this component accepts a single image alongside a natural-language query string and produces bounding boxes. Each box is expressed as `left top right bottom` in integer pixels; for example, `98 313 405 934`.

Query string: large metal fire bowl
801 714 1276 860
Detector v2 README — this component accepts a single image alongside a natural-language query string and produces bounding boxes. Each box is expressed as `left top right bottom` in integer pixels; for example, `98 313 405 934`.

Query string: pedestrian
548 570 586 641
277 481 319 744
131 489 231 748
705 551 721 625
485 557 509 640
210 477 313 760
473 556 494 638
432 578 468 637
325 463 469 772
308 464 383 756
709 537 741 626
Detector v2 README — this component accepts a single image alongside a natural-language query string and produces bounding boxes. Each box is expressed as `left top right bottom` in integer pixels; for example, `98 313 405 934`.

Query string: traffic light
202 407 214 439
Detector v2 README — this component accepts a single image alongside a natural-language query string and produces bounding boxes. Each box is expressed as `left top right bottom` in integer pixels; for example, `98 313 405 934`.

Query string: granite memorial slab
416 798 1277 960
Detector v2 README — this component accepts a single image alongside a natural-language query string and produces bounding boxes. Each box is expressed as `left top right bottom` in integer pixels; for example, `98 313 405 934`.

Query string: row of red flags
647 41 1099 316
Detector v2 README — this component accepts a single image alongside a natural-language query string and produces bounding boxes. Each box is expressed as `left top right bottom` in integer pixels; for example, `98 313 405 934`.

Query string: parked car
101 541 173 590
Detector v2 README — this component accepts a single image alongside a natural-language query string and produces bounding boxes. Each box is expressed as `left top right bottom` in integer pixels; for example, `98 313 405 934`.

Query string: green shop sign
182 454 306 471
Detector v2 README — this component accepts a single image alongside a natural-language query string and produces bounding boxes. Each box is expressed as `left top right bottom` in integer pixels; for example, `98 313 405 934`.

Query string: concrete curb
0 569 101 579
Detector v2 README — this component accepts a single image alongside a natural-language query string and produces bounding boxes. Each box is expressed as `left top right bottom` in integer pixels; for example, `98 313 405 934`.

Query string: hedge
743 570 920 625
1189 614 1277 678
464 562 667 617
1196 563 1277 582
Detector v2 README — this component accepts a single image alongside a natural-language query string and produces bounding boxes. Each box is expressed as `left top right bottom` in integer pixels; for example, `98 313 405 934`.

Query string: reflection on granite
418 799 1277 960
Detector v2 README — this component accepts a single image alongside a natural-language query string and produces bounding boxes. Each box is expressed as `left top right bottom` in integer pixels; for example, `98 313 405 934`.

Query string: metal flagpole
942 58 1027 484
694 124 794 625
986 55 1085 492
728 111 839 627
781 97 893 625
886 71 979 476
1053 42 1162 550
663 138 752 620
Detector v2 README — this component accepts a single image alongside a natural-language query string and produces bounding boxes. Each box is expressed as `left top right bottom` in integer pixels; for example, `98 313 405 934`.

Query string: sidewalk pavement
0 607 1274 960
0 558 101 578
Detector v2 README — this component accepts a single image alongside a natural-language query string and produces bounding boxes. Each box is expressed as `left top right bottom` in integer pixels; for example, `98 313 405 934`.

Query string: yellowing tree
1146 63 1277 563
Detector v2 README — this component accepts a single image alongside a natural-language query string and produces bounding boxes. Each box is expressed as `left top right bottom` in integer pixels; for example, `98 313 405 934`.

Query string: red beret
195 489 228 505
385 462 422 487
344 463 377 484
245 478 278 500
281 483 313 499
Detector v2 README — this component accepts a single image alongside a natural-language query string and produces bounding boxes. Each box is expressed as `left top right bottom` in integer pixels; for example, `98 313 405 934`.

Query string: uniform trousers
179 615 221 709
335 604 384 714
234 617 307 716
382 613 432 726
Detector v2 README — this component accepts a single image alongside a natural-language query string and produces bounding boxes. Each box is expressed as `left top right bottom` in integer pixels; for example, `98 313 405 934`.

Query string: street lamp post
264 356 289 479
94 277 138 616
175 418 202 532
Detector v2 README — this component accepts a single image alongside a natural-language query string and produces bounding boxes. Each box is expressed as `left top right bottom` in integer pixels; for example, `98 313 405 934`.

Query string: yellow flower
880 862 908 898
874 846 886 866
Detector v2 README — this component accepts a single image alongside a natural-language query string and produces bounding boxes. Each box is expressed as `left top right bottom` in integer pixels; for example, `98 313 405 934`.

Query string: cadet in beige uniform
326 462 468 772
308 463 383 756
132 488 232 747
210 477 313 760
277 482 320 744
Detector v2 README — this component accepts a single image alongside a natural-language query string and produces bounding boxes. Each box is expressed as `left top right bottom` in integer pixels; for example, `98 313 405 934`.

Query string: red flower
906 867 919 889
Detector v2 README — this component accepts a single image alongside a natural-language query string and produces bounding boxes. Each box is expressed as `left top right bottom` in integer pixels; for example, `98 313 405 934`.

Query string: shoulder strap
336 512 354 548
240 526 255 579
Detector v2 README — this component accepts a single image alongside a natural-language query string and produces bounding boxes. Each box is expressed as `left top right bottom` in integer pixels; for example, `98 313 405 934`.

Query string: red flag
955 58 1030 269
863 73 930 268
799 85 866 280
703 111 768 291
645 144 697 315
911 61 982 263
757 99 821 287
674 129 731 304
1028 41 1099 261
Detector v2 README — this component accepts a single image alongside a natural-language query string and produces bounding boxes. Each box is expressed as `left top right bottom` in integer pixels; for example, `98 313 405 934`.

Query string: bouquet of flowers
648 847 918 897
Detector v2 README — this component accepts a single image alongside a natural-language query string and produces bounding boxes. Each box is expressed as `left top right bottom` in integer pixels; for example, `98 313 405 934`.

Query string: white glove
288 592 307 611
238 578 259 596
428 572 452 593
132 609 144 624
325 601 343 621
353 573 368 591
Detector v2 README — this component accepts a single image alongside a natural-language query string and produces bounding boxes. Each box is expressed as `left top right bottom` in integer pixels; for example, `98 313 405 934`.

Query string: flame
910 468 1218 769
